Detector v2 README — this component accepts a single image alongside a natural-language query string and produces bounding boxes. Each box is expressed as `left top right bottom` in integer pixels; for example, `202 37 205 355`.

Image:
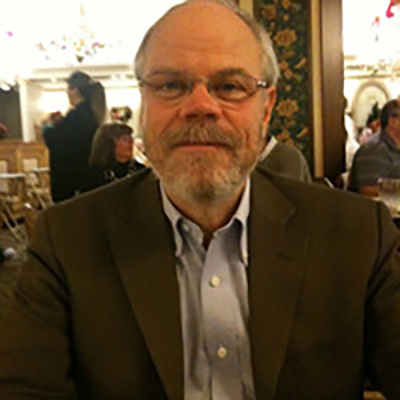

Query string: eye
160 80 184 90
212 76 251 100
153 79 189 97
215 80 244 93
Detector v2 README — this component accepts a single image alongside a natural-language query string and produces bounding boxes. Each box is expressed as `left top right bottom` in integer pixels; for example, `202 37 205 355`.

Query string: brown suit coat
1 168 400 399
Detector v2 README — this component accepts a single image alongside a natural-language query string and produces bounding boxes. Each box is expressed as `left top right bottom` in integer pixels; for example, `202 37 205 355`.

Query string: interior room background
1 0 398 180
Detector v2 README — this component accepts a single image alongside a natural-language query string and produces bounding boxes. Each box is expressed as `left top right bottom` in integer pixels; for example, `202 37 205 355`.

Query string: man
1 1 400 399
258 134 312 182
350 99 400 196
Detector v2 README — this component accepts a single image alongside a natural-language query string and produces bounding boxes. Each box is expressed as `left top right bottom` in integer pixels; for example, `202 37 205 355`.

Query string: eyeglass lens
140 72 266 102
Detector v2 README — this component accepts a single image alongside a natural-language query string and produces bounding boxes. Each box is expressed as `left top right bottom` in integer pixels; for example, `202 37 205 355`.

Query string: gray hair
134 0 280 86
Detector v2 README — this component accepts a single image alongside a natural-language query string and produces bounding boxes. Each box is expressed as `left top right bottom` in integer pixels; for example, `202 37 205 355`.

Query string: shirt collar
161 180 250 266
259 136 278 162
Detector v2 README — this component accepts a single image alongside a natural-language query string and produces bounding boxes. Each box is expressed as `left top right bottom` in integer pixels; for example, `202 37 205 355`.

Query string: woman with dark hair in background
43 71 106 202
86 123 145 191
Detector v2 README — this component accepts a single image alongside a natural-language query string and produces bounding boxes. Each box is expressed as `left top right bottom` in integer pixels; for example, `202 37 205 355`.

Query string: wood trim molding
319 0 345 181
253 0 345 181
310 0 323 177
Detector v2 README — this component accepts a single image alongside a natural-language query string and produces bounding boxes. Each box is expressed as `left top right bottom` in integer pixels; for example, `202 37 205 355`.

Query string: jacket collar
109 169 309 399
109 171 184 399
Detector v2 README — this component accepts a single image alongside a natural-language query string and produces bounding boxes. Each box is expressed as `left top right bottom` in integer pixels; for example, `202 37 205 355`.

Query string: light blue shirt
161 181 255 400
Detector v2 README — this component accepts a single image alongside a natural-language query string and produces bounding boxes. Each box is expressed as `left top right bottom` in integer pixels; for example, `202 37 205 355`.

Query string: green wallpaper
258 0 311 162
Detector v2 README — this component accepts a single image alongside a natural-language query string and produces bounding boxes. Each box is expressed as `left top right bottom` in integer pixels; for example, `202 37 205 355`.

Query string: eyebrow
142 67 253 78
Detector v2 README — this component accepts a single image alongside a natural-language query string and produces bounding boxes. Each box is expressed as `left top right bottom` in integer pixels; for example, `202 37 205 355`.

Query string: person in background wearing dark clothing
349 98 400 197
43 71 106 203
258 133 312 182
2 1 400 399
41 111 63 141
86 123 145 191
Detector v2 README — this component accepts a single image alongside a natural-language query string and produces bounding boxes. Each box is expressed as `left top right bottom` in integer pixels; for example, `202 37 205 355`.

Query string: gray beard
144 121 263 204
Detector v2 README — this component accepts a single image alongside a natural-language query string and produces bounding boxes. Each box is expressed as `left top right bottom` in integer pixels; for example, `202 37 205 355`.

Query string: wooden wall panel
320 0 345 181
253 0 345 181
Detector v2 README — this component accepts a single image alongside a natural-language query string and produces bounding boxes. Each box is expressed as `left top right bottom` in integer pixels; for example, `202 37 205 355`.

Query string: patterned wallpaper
258 0 311 162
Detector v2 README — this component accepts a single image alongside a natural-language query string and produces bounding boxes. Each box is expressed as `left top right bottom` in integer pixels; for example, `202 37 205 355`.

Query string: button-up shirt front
162 182 255 400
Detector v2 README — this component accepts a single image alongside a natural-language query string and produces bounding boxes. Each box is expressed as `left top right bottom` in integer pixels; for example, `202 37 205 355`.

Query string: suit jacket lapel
108 173 183 399
249 171 310 399
106 170 309 399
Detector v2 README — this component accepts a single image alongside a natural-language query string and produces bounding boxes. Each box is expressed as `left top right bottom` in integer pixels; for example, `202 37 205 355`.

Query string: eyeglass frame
137 69 271 103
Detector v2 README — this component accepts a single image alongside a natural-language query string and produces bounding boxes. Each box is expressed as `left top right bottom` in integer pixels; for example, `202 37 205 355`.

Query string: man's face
139 2 276 203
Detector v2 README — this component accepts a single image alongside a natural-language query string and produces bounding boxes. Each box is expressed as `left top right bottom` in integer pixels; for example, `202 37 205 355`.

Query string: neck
165 183 246 236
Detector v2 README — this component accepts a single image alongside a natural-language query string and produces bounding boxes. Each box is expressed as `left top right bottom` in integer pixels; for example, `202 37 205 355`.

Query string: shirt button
210 275 221 288
217 346 228 359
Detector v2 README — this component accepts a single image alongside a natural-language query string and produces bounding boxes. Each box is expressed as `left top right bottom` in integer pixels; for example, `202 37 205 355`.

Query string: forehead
142 2 263 76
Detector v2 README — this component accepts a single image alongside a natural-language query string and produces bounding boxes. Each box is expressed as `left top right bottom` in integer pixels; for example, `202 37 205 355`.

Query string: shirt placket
201 229 244 400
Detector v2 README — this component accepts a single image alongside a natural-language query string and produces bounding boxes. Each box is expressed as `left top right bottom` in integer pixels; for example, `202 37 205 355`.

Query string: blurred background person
349 98 400 197
41 111 63 142
86 123 145 191
43 71 106 203
258 133 312 182
358 102 381 145
344 96 360 171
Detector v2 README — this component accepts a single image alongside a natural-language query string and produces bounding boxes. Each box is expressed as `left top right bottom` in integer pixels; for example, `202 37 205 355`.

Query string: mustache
160 123 241 150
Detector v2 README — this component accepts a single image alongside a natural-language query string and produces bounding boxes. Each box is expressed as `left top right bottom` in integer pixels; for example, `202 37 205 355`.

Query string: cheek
226 98 264 125
141 99 178 134
115 142 132 155
224 106 264 142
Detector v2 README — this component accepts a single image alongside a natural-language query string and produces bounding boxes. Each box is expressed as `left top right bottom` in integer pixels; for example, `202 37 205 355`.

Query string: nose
178 82 223 122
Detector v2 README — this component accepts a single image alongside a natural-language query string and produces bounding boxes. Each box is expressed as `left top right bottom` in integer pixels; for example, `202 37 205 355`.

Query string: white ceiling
0 0 183 78
343 0 400 63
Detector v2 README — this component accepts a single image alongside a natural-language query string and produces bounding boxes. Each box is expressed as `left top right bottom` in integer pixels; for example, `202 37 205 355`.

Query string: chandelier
365 2 400 75
344 0 400 77
35 4 108 65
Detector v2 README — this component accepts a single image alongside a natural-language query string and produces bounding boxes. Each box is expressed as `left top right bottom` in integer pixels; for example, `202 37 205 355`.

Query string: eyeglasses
138 71 269 102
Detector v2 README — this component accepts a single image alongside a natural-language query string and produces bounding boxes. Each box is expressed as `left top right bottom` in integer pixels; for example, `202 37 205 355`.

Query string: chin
155 156 245 203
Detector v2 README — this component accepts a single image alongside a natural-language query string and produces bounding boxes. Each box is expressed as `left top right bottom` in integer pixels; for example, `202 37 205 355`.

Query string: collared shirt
162 182 255 400
259 135 278 162
349 130 400 191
